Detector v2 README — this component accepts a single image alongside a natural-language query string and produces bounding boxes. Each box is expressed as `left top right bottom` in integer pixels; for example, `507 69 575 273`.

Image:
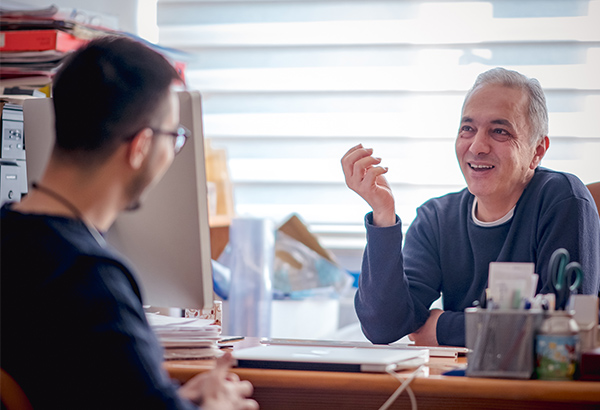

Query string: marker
219 336 245 343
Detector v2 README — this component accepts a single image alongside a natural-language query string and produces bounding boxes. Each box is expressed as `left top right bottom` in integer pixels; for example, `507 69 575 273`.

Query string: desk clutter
465 249 599 381
215 214 353 338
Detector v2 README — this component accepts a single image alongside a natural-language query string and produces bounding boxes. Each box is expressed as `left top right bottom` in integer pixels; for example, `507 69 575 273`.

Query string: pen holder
465 307 544 379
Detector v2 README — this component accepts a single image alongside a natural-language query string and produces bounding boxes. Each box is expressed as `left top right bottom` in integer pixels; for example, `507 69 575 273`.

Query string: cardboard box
274 214 349 295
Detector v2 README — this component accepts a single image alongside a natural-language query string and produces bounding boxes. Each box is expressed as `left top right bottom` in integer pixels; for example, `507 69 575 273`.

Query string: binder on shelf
0 3 58 18
0 16 187 89
0 29 88 52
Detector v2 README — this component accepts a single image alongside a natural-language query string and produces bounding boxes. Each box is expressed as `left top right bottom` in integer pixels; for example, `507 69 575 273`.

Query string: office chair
587 182 600 213
0 369 32 410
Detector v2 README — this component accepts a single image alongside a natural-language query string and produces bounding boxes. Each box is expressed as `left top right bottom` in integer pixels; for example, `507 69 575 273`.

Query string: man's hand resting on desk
408 309 443 346
178 352 258 410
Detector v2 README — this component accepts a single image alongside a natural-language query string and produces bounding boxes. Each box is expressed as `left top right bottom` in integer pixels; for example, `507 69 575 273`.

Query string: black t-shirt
0 204 196 409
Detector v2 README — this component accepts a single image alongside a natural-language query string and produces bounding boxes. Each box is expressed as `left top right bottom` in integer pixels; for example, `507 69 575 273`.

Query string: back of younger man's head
52 36 182 166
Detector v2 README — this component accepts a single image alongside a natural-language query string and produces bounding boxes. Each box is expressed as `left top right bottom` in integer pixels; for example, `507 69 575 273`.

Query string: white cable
406 385 417 410
379 366 420 410
391 372 418 410
378 365 424 410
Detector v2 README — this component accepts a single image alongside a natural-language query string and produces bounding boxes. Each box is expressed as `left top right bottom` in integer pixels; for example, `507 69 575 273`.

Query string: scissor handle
549 248 570 290
564 261 583 292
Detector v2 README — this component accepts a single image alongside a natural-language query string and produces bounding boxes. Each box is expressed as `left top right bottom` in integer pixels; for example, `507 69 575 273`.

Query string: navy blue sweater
355 168 600 347
1 206 197 409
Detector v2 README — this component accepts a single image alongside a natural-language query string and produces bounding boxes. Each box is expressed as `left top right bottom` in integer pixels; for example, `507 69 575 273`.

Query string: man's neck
472 197 515 226
475 198 508 222
475 194 520 222
14 163 123 232
474 170 536 222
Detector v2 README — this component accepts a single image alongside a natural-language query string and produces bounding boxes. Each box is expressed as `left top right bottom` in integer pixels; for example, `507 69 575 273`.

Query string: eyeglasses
151 125 190 154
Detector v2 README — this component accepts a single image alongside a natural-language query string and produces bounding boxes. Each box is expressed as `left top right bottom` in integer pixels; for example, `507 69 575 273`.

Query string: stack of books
0 3 118 90
146 313 223 360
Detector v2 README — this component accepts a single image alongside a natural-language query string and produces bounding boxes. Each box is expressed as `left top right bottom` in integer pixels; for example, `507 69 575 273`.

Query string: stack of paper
146 313 222 360
488 262 538 309
0 4 186 90
0 4 117 88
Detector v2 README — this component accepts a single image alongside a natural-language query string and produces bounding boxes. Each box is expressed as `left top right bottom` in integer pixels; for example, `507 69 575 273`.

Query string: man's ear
530 135 549 169
128 128 153 170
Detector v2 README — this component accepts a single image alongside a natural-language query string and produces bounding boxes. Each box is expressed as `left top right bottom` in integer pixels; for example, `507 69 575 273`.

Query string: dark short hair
52 36 182 165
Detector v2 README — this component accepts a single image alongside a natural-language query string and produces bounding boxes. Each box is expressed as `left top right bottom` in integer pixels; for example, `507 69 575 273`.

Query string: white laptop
232 344 429 373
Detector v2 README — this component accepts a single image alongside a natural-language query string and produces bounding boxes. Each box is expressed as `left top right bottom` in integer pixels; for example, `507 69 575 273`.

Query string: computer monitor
23 90 214 310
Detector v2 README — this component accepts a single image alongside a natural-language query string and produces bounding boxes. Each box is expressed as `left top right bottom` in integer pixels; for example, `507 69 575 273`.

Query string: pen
219 336 245 343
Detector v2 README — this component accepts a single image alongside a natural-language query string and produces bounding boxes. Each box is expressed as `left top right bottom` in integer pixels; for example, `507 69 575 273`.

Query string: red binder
0 29 88 52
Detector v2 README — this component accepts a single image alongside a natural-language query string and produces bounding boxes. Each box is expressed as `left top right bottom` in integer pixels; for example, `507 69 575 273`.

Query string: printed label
535 334 578 380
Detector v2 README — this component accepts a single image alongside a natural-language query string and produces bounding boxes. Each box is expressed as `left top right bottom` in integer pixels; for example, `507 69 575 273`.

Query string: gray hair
462 67 549 144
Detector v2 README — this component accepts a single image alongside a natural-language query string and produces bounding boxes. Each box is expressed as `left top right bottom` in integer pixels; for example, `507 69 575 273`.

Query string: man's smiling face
455 83 541 209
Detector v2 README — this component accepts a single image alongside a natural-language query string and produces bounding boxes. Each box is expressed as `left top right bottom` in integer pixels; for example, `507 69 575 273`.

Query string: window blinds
157 0 600 270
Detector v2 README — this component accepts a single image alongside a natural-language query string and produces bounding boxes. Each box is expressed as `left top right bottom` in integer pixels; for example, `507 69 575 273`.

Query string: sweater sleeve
436 311 466 347
355 211 443 344
536 194 600 297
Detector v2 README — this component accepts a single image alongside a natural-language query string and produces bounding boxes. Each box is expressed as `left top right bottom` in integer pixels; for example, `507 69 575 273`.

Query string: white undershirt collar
472 197 515 227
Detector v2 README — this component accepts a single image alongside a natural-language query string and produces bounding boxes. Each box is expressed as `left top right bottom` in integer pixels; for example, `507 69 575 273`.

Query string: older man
341 67 600 347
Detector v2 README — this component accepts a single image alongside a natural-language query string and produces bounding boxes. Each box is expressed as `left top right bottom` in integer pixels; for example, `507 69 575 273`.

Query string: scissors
548 248 583 310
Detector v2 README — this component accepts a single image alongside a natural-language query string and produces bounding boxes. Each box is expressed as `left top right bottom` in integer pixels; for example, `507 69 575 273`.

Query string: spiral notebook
232 344 429 373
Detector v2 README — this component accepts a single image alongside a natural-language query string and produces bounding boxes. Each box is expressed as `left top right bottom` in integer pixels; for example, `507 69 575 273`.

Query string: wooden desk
165 341 600 410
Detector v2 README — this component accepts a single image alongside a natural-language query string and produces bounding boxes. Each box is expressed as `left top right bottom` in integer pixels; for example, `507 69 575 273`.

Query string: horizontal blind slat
201 111 600 139
159 17 600 46
184 64 600 91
